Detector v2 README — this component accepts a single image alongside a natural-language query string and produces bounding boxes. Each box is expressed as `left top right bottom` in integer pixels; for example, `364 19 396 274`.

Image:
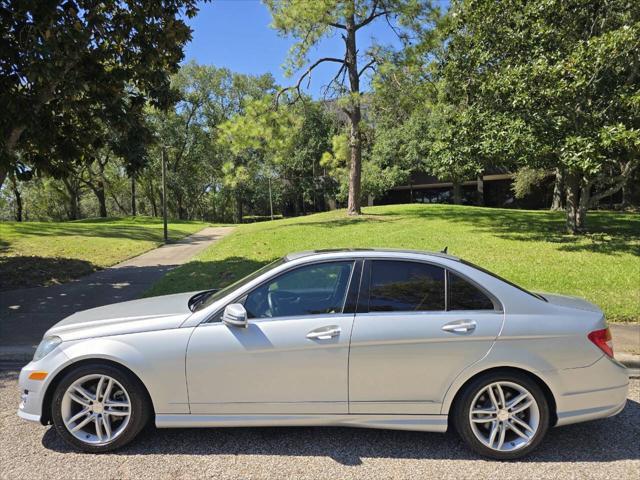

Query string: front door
349 259 503 415
186 260 357 414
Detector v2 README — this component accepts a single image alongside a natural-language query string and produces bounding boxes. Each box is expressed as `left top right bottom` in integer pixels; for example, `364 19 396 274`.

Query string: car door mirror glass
222 303 248 328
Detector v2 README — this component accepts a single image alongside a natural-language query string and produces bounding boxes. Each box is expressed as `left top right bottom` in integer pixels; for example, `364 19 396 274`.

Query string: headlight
33 336 62 362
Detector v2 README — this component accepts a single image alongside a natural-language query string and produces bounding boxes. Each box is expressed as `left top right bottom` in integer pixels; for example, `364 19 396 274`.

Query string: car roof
284 248 460 262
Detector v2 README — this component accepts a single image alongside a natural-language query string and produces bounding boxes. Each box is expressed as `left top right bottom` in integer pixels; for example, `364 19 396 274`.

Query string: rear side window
369 260 445 312
448 272 495 310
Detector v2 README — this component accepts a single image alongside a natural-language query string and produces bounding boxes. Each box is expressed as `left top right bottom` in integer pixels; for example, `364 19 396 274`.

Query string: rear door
348 259 503 415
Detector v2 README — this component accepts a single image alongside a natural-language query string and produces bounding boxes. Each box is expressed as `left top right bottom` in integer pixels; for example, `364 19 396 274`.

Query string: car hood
45 291 197 341
537 292 603 314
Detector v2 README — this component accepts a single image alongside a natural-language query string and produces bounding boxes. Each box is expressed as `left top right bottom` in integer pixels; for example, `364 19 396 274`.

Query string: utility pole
161 146 168 243
268 175 274 221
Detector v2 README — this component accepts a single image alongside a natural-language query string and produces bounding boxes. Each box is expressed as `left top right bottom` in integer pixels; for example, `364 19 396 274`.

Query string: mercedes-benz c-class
18 249 628 459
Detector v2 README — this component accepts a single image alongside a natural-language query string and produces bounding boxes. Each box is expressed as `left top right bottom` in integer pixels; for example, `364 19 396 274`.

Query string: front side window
244 261 354 318
369 260 445 312
448 271 495 310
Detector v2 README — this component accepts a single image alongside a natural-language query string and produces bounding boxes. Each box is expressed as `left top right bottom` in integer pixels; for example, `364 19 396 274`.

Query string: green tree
0 0 204 190
143 64 277 222
264 0 438 215
442 0 640 232
217 95 299 222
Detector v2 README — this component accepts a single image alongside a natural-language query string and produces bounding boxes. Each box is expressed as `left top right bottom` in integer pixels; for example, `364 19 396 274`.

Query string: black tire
51 363 151 453
453 370 550 460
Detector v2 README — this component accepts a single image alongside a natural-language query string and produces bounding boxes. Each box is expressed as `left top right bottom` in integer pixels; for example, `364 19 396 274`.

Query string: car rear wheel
51 363 150 452
454 371 550 460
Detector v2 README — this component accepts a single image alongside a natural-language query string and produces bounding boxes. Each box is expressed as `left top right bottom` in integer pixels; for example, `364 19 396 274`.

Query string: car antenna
441 246 448 254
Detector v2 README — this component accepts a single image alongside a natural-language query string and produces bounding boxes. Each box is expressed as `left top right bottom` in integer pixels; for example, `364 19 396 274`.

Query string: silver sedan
17 249 628 459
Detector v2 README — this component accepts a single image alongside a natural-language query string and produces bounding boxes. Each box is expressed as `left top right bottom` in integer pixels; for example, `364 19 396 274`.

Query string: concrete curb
1 345 639 376
616 352 640 369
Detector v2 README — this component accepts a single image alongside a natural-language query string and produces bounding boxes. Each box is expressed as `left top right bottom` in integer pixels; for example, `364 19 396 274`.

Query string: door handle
441 320 477 334
306 325 341 340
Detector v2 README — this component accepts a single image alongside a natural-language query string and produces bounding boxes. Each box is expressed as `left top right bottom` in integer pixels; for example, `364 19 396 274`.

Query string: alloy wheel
468 381 540 452
61 374 132 445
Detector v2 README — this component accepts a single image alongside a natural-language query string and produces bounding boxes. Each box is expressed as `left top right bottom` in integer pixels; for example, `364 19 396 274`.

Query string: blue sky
183 0 434 98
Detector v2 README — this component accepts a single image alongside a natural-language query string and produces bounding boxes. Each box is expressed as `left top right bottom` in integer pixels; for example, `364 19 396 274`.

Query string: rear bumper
549 355 629 427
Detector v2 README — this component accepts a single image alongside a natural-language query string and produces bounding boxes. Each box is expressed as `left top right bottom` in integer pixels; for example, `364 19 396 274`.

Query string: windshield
191 258 287 312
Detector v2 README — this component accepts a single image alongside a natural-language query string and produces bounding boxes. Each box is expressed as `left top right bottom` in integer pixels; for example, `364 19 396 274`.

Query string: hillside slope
146 205 639 322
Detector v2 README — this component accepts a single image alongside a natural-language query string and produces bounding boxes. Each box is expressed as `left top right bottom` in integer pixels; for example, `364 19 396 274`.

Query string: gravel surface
1 370 638 480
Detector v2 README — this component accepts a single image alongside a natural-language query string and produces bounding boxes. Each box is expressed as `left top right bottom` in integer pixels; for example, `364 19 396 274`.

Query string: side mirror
222 303 248 328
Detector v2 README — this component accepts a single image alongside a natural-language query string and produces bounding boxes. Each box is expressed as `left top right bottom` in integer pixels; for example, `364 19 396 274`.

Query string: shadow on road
0 265 176 346
41 399 640 465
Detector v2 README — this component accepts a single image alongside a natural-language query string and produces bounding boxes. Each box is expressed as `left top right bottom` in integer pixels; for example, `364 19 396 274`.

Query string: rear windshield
460 260 547 302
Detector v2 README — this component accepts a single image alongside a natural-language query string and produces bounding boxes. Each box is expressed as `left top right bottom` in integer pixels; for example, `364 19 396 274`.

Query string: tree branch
356 1 390 30
588 160 639 206
322 60 349 98
276 57 347 106
358 58 377 77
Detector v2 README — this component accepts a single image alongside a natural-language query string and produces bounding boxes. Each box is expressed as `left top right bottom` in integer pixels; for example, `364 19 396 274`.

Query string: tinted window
244 261 353 318
369 260 445 312
448 272 495 310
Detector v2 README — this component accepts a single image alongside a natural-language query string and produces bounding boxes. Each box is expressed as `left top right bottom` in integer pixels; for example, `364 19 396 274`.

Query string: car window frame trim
204 258 360 324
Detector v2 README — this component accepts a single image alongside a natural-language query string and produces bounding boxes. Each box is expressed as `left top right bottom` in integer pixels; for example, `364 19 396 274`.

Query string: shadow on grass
0 256 97 291
40 399 640 464
368 205 640 256
1 217 205 246
246 205 639 256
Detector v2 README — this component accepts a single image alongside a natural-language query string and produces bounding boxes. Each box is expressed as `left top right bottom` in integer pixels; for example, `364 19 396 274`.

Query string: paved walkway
0 226 233 357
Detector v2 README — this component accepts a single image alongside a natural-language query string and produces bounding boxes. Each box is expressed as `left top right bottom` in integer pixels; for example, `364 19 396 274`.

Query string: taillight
588 328 614 358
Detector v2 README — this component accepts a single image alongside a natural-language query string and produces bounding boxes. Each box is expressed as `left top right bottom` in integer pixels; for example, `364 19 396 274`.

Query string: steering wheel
267 291 277 316
267 291 300 317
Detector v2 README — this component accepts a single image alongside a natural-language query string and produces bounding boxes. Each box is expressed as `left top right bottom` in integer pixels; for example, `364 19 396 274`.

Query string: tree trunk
0 126 26 191
345 17 362 216
577 179 591 231
84 161 108 217
551 168 564 211
95 186 107 218
150 190 158 217
452 181 462 205
235 191 243 224
131 176 137 216
565 171 580 234
621 181 629 208
0 166 7 192
62 178 81 220
476 175 484 206
10 175 22 222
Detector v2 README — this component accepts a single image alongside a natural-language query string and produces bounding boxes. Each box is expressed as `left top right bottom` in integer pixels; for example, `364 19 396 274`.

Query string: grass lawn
146 204 640 323
0 216 208 290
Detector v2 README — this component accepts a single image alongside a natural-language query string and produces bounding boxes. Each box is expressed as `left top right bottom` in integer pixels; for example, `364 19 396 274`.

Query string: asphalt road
0 227 234 353
1 370 638 480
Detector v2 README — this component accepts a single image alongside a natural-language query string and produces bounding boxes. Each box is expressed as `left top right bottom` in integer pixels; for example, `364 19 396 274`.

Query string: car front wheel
51 363 150 452
454 371 550 460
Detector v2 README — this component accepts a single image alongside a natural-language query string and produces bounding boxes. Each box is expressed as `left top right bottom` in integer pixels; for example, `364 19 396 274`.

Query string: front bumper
17 348 70 424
